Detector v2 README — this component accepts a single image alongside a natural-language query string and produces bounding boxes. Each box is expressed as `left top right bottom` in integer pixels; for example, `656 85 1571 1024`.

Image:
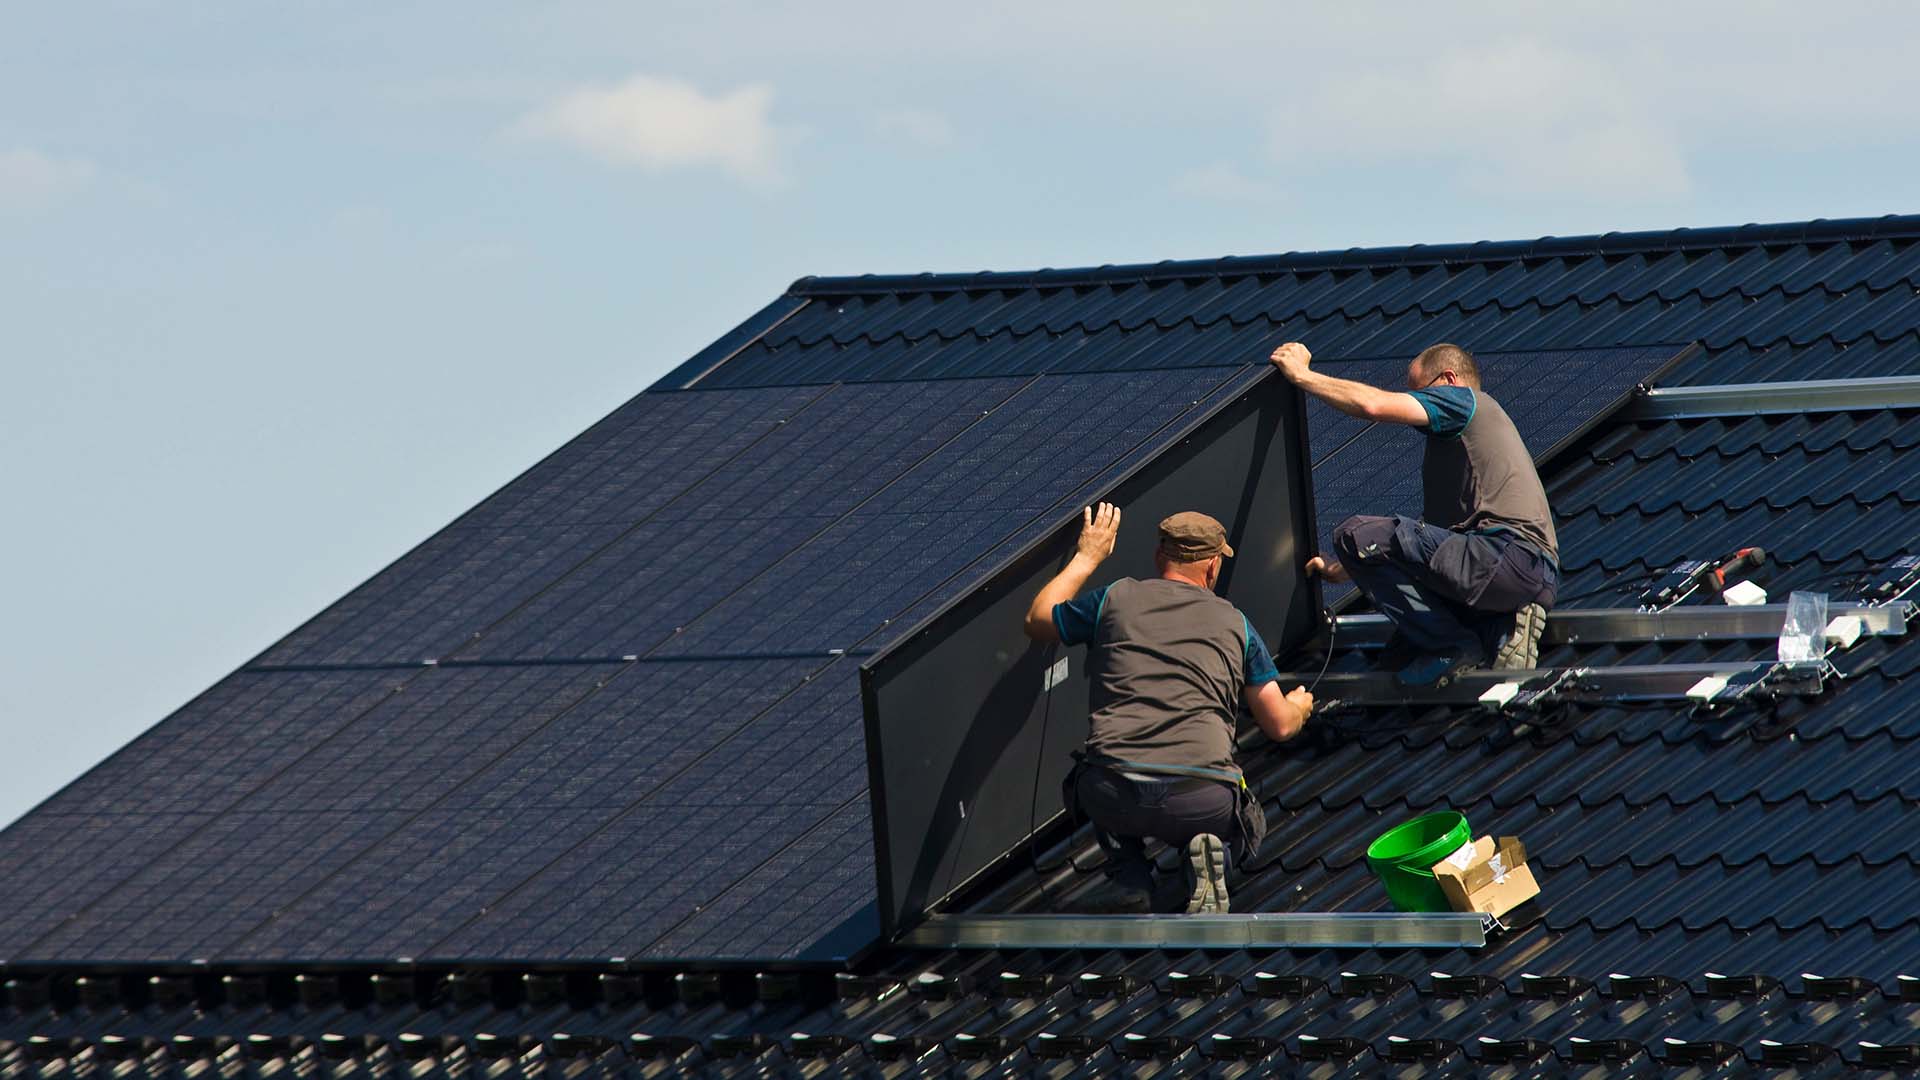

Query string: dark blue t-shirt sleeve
1408 386 1476 437
1052 585 1111 646
1243 615 1280 685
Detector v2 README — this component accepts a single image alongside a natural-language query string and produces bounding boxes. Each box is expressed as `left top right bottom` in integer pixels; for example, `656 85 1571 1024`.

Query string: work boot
1489 603 1548 670
1184 834 1230 914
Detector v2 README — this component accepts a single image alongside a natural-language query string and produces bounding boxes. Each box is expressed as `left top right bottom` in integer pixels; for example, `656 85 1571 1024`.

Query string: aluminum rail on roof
1624 376 1920 419
1288 662 1826 710
899 913 1490 951
1334 603 1910 646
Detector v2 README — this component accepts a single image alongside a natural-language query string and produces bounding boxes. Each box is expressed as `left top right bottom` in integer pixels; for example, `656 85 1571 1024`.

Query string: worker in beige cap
1023 503 1313 914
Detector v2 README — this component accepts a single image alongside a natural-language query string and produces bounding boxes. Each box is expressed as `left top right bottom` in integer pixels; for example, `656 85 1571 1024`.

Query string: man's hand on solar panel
1268 341 1313 380
1023 502 1122 643
1306 555 1350 584
1267 340 1432 427
1076 501 1121 562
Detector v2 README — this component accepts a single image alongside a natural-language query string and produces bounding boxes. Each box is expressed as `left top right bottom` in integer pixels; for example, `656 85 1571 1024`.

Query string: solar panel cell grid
244 664 617 815
257 524 628 666
461 384 826 530
423 666 861 960
13 664 617 963
652 509 1033 656
645 668 865 803
30 669 406 816
424 801 844 961
435 659 829 810
234 659 832 961
0 812 214 958
662 378 1031 522
233 805 618 962
454 515 837 661
20 809 397 963
857 368 1235 516
641 796 875 960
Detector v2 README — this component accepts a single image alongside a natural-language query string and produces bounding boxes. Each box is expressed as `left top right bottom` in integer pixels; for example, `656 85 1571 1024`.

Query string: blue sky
6 1 1920 826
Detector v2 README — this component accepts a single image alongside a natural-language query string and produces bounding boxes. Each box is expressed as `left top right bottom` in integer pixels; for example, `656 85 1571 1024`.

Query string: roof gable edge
787 213 1920 297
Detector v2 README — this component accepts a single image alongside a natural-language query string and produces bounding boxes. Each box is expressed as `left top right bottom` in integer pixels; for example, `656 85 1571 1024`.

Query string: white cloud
0 149 96 214
1171 163 1283 204
517 74 787 186
1271 36 1690 201
873 108 957 149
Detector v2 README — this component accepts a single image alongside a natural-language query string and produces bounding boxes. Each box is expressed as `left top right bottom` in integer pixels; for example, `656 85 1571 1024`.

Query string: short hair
1414 343 1481 388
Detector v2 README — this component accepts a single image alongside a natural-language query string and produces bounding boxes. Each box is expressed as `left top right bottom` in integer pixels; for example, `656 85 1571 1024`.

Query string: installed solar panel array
0 365 1265 965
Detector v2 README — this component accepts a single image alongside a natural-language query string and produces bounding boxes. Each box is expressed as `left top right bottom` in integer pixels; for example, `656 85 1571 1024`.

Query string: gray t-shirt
1411 387 1559 561
1052 577 1280 775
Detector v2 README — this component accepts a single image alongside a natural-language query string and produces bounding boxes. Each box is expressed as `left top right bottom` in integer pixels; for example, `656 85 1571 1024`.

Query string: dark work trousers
1075 765 1238 892
1333 514 1560 660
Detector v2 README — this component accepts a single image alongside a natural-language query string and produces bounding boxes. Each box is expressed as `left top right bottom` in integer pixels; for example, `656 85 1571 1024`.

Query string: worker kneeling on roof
1270 341 1560 686
1022 504 1313 914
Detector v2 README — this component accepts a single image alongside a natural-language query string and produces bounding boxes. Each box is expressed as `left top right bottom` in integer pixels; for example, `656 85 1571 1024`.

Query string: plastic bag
1777 590 1829 664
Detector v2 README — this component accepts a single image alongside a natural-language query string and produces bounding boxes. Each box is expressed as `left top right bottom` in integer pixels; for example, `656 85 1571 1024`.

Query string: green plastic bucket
1366 811 1472 912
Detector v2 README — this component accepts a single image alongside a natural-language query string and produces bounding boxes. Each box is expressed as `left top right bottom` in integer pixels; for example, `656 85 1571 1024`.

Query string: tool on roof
1636 547 1768 611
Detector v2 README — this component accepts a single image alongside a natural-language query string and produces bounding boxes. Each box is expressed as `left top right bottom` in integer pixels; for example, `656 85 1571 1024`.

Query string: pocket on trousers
1461 539 1551 611
1419 529 1504 607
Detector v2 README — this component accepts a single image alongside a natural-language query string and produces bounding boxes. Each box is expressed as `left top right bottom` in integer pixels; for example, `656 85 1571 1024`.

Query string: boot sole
1492 603 1548 669
1184 834 1229 914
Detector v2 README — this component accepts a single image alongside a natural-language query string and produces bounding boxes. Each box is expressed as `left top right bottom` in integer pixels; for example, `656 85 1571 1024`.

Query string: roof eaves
787 213 1920 297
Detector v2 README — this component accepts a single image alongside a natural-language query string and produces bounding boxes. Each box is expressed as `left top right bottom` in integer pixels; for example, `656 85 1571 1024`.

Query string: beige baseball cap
1158 511 1234 561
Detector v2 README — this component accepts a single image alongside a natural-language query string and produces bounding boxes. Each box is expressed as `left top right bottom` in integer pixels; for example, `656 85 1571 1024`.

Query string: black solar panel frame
859 368 1321 938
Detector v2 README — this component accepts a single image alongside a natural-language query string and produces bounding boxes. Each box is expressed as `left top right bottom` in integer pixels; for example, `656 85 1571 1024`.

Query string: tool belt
1061 751 1269 870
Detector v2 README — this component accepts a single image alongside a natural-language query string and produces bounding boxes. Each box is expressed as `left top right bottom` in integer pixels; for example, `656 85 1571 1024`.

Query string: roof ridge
788 213 1920 296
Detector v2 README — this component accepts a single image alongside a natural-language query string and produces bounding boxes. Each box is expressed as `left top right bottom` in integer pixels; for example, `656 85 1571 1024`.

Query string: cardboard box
1430 835 1539 918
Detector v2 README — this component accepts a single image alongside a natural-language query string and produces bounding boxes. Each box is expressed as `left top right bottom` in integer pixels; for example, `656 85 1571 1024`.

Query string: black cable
1553 569 1665 605
1027 642 1070 887
1305 606 1337 695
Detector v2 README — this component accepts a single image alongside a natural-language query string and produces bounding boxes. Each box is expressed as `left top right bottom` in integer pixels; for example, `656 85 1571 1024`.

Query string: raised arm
1023 502 1120 642
1246 682 1313 742
1269 342 1430 427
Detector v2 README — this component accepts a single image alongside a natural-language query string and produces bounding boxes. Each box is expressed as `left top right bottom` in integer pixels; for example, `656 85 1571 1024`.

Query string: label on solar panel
1043 655 1070 691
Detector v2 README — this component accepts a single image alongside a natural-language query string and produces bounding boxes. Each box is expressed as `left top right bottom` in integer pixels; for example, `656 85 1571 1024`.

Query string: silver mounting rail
1334 602 1909 648
1290 661 1827 710
899 912 1490 951
1624 375 1920 420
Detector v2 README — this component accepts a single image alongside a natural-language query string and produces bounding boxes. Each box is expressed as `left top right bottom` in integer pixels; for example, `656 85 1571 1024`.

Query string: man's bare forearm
1291 366 1405 420
1269 341 1429 427
1024 552 1102 640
